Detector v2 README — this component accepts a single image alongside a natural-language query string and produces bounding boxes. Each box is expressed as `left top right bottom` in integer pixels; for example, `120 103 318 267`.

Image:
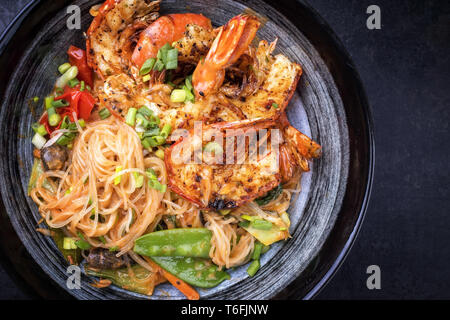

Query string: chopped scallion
98 107 111 119
170 89 186 102
68 78 80 88
55 65 78 88
125 108 137 126
44 96 54 109
247 260 260 277
139 58 156 75
155 148 164 160
114 166 123 185
32 133 47 149
58 62 71 75
51 99 69 108
63 237 77 250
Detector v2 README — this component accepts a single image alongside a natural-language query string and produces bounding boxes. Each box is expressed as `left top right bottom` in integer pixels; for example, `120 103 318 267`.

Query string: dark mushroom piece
41 144 68 171
86 248 127 270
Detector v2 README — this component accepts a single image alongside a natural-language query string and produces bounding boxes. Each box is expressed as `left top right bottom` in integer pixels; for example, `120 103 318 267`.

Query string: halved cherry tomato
67 45 93 87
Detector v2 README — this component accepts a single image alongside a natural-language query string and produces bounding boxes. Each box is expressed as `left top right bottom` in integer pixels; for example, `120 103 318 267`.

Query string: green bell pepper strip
150 256 230 288
85 264 155 295
134 228 212 258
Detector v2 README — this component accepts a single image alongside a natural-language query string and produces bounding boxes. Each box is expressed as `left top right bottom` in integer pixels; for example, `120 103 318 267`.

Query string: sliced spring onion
78 119 86 128
32 122 48 136
142 74 151 82
114 166 122 185
55 65 78 88
139 58 156 75
160 124 172 139
133 172 144 188
136 113 150 128
155 148 164 160
185 75 193 90
68 78 80 88
153 59 165 72
60 116 69 129
80 81 85 91
145 168 157 179
252 242 263 260
183 85 195 102
241 215 256 222
247 259 260 277
98 108 111 119
65 187 73 195
51 99 69 108
141 138 151 149
153 135 165 145
32 133 47 149
165 48 178 70
148 178 167 193
44 96 54 109
125 108 137 126
272 102 279 109
58 62 71 75
251 219 273 230
33 96 39 103
109 246 119 252
47 108 61 126
63 237 77 250
170 89 186 102
137 105 153 117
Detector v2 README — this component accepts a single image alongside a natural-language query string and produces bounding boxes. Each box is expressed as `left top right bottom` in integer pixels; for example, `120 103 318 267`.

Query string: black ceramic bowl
0 0 373 299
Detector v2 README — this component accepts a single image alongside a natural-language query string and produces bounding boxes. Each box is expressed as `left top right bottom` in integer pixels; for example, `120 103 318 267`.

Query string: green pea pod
134 228 212 258
151 256 230 288
85 265 154 295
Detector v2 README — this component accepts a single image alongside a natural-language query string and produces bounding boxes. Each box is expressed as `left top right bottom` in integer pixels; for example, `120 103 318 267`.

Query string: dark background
0 0 448 299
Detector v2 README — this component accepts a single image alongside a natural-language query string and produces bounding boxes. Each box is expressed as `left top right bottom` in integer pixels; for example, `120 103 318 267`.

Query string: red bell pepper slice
67 45 93 87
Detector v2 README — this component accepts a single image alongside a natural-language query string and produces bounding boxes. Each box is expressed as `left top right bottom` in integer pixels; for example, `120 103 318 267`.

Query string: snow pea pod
151 256 230 288
133 228 212 258
85 264 159 295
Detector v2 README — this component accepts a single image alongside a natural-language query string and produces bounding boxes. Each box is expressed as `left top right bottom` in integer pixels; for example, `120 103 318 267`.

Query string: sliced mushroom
41 144 68 171
86 248 126 270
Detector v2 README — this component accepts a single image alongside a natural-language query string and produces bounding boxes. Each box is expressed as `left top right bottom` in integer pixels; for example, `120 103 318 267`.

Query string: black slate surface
0 0 448 299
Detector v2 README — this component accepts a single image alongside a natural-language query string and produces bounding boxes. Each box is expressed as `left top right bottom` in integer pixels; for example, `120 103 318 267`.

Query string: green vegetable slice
151 256 230 288
254 185 282 206
134 228 212 258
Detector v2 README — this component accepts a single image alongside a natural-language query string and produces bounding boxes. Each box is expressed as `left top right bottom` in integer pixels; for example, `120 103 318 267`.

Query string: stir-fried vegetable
134 228 212 258
86 264 163 295
255 184 283 206
150 256 230 288
28 158 54 194
52 228 82 264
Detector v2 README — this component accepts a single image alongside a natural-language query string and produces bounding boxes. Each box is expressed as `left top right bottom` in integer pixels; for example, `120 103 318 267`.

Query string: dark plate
0 0 373 299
